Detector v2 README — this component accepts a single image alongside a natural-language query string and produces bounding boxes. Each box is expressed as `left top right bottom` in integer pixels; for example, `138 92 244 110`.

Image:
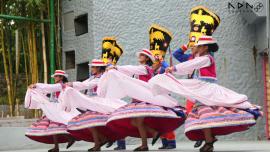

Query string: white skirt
149 73 256 109
58 87 127 114
97 70 180 108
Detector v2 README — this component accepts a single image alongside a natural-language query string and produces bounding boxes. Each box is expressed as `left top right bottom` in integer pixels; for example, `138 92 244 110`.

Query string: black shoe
101 140 113 148
194 140 203 148
66 138 75 149
106 141 114 148
199 143 214 152
199 139 217 152
114 146 126 150
88 147 101 151
158 145 167 149
164 145 176 149
48 148 59 152
151 133 161 145
133 146 149 151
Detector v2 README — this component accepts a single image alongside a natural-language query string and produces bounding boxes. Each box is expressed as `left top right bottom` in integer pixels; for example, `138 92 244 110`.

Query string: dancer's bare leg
202 128 214 143
136 118 148 148
97 130 114 148
200 128 215 152
89 128 101 150
97 130 107 143
48 135 59 152
53 135 59 149
144 125 158 137
133 117 158 138
131 118 138 127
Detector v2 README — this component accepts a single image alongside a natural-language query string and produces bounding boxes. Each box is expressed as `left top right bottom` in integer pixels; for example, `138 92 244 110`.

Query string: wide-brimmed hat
88 59 107 67
136 49 155 62
195 35 219 52
51 70 68 78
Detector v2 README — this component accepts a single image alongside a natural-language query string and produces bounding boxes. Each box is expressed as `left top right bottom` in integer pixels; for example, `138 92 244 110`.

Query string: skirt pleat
107 102 186 138
185 106 257 140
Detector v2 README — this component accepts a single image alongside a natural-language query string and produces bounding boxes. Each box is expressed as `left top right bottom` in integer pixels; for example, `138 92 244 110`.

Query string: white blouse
174 55 211 75
72 76 99 91
35 83 62 93
117 65 148 77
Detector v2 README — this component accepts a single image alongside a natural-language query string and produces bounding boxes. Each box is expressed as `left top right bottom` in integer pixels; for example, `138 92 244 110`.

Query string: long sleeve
159 61 169 74
174 55 211 75
117 65 148 76
35 83 62 93
173 48 192 63
72 78 98 91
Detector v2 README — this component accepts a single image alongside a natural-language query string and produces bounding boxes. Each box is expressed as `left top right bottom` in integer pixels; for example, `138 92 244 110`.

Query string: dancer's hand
66 82 73 87
181 44 188 51
165 66 174 73
28 84 36 89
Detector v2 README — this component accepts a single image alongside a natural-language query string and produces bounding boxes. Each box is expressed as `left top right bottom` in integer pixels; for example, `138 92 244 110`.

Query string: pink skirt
67 111 124 142
185 105 257 140
106 102 186 138
25 116 72 144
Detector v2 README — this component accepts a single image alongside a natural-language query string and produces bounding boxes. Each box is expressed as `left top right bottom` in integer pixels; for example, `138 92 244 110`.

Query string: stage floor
0 127 269 152
1 140 270 152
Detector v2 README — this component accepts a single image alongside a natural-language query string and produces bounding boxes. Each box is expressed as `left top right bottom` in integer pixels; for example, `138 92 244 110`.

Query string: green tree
0 0 61 117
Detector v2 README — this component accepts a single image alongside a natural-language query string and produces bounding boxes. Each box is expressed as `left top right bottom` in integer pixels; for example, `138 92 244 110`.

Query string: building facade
61 0 270 140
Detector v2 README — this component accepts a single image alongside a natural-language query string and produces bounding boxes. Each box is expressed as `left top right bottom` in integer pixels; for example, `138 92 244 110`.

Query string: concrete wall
62 0 267 140
62 0 95 80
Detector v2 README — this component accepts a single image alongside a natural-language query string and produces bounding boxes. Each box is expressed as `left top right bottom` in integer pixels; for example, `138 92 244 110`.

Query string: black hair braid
62 77 68 83
146 57 153 66
99 66 106 73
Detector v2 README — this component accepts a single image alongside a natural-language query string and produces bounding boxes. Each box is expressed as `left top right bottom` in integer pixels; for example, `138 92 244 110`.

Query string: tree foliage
0 0 62 117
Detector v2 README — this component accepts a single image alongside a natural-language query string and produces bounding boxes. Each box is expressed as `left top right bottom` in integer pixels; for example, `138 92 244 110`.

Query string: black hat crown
149 24 172 59
101 37 123 65
188 6 220 47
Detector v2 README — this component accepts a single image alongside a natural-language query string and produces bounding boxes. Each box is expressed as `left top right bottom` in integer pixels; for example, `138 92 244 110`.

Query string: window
65 51 75 69
77 62 89 81
63 11 74 31
74 13 88 36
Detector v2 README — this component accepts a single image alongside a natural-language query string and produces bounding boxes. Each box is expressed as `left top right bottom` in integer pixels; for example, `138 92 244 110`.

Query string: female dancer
59 59 126 151
150 36 262 152
103 49 185 151
152 58 177 150
173 44 203 148
25 70 78 152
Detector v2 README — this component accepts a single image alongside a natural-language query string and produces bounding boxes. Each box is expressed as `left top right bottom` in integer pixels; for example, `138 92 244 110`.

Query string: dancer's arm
29 83 63 93
70 78 98 91
159 61 169 74
173 45 191 63
116 65 148 76
167 55 211 75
